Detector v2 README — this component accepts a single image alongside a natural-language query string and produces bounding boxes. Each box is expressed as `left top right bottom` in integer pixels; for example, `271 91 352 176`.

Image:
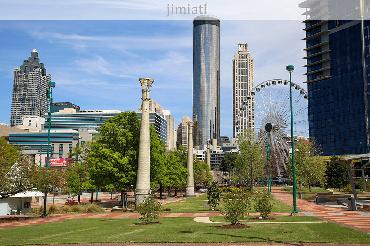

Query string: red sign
48 158 73 167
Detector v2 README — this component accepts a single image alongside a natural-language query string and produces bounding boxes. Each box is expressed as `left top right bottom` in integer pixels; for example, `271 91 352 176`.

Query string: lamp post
42 80 55 217
265 123 272 193
286 65 298 214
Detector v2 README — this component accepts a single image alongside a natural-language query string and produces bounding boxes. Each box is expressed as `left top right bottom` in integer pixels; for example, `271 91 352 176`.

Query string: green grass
283 186 329 201
0 217 369 245
162 195 210 212
162 194 292 213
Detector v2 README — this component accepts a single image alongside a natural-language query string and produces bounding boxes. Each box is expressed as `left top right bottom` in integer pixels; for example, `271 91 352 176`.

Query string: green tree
33 166 66 204
0 138 36 199
194 160 212 188
86 112 140 205
66 162 90 203
325 156 351 190
220 152 237 173
166 149 187 196
292 140 326 191
150 126 168 199
234 129 264 188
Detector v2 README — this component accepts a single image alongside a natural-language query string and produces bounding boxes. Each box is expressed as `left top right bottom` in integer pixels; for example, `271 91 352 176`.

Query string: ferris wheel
237 79 309 177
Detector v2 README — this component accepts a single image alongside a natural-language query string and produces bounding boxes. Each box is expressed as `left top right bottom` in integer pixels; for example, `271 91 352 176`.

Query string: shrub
137 196 162 224
254 190 273 219
207 181 221 210
221 188 250 225
342 184 354 193
47 205 59 214
85 204 105 213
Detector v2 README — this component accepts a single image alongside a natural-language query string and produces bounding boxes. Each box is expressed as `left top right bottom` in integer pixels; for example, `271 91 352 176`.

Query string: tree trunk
120 190 124 208
90 191 94 203
77 194 81 204
159 183 163 199
174 188 178 197
250 161 254 189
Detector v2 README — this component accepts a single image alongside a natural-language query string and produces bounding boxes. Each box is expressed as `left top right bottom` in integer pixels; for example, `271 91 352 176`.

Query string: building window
59 144 63 158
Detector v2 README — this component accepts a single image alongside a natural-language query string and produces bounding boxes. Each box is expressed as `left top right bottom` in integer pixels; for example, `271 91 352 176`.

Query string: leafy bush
137 196 162 224
207 181 221 210
85 204 105 213
47 205 59 214
342 184 354 193
254 190 273 219
221 187 251 225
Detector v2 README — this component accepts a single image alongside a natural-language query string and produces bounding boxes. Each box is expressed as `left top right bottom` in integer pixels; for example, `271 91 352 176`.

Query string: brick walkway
272 187 370 233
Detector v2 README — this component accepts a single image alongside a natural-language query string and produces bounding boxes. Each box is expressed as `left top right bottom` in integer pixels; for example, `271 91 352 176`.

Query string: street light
42 80 55 217
286 65 298 214
265 123 272 193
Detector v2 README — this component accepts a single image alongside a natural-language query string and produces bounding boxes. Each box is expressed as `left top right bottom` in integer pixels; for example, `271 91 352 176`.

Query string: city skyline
0 20 306 138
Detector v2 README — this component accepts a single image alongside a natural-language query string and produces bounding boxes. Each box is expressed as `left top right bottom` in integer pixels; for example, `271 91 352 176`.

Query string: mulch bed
220 223 249 229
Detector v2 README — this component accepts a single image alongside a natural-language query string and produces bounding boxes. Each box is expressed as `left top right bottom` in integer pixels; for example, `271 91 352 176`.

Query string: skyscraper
10 49 51 126
193 16 220 147
176 116 191 148
232 43 255 138
301 1 370 155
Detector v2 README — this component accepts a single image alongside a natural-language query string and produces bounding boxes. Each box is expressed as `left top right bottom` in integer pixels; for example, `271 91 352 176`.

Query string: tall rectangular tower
10 49 51 126
301 0 370 155
233 43 254 138
193 16 220 147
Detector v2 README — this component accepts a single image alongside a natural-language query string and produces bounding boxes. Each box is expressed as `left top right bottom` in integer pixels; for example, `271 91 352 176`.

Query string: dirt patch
219 223 249 229
250 216 276 221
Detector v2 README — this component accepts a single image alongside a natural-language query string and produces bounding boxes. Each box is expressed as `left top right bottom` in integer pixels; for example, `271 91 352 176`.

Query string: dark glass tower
303 18 370 155
193 16 220 147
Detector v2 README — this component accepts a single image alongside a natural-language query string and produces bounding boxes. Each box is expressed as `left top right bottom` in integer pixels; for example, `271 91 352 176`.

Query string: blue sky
0 21 307 137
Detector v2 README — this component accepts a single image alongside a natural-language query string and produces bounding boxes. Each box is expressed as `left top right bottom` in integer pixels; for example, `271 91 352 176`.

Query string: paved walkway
272 187 370 233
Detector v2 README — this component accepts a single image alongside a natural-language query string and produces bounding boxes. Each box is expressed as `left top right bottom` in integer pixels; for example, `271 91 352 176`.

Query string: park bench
315 192 352 204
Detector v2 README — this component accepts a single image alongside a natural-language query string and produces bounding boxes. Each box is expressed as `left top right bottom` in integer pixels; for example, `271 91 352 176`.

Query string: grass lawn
162 194 292 213
0 217 369 245
283 186 329 201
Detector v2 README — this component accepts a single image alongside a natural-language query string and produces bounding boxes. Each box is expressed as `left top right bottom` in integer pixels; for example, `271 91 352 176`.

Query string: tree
66 162 90 203
0 138 37 199
86 112 140 205
325 156 351 189
234 129 264 188
292 140 326 191
150 126 168 199
34 167 66 204
194 160 212 188
165 149 187 196
220 152 237 173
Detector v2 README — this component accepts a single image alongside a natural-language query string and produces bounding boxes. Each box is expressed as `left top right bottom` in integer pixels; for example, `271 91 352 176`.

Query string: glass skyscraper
303 15 370 155
193 16 220 147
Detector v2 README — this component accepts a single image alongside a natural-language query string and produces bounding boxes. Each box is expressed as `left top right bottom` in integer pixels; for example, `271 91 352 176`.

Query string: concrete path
272 187 370 233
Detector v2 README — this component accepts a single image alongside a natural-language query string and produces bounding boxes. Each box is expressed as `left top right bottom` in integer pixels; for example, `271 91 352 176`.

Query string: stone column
135 78 154 205
186 121 195 196
206 143 211 169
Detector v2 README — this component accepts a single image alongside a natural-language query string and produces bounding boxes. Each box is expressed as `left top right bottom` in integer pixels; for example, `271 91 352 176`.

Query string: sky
0 20 307 138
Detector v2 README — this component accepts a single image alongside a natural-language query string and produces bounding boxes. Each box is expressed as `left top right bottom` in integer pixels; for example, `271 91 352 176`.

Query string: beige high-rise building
162 110 176 150
176 116 191 148
233 43 255 138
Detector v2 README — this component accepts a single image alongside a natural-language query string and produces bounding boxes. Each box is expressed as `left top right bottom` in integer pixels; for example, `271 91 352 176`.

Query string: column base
186 186 195 197
135 189 150 206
